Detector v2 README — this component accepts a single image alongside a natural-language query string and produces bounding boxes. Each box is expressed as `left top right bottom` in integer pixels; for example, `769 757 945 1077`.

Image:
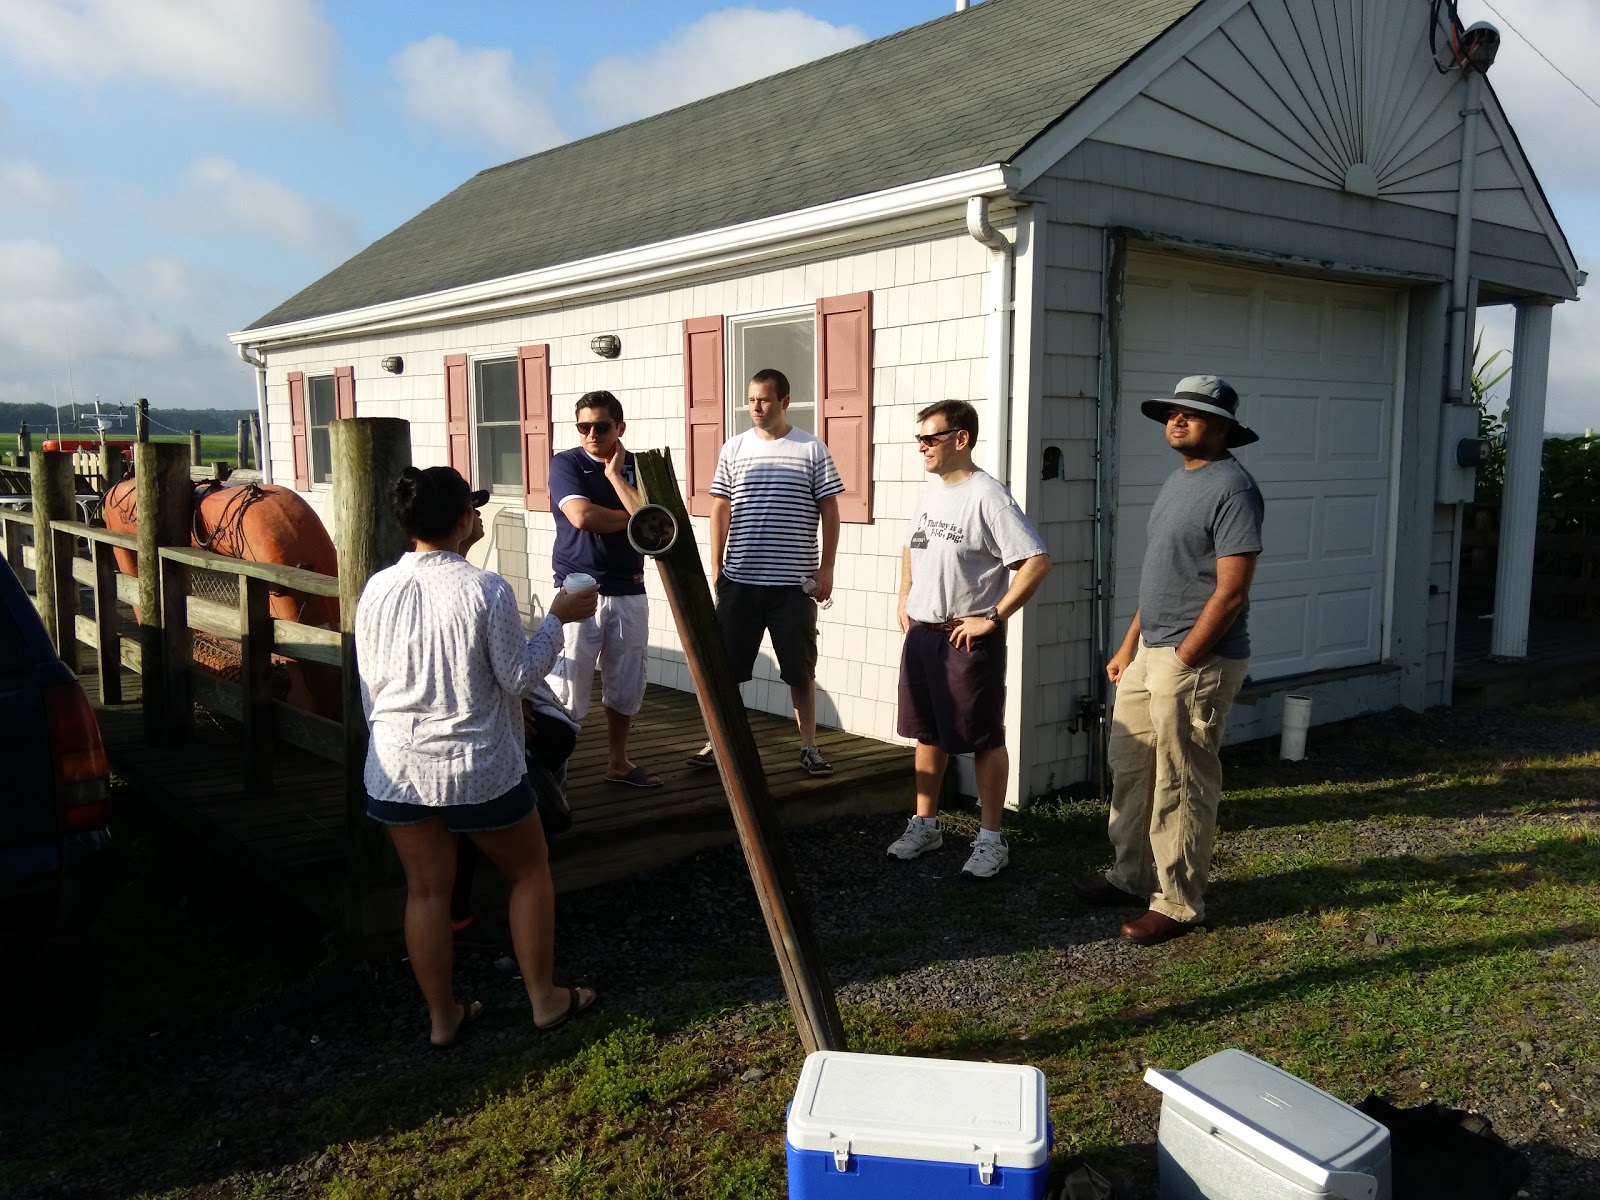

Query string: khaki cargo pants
1104 642 1248 924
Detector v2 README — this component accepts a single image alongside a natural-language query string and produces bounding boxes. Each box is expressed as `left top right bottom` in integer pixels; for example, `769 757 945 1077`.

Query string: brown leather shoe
1071 876 1146 908
1120 909 1199 946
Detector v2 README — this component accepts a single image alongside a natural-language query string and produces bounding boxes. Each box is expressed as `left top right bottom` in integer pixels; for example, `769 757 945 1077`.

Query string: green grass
1 433 244 469
4 701 1599 1198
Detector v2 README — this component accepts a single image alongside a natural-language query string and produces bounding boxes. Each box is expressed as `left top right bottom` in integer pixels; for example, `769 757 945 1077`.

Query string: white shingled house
232 0 1582 803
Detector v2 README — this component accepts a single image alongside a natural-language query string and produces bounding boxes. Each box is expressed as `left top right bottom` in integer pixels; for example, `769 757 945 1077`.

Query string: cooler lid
1156 1049 1388 1172
787 1051 1050 1170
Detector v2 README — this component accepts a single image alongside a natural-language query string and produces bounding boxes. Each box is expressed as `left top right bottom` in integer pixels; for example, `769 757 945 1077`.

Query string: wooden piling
634 449 846 1055
329 417 412 933
99 442 126 493
29 450 76 669
237 420 251 471
239 575 274 795
135 400 149 443
249 412 263 478
135 442 193 743
93 539 122 704
17 422 31 468
188 430 202 466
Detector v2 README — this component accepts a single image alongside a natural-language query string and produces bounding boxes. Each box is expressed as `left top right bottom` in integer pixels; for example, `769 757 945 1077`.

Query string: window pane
478 424 522 490
731 313 814 435
308 376 337 427
477 359 520 424
311 427 332 484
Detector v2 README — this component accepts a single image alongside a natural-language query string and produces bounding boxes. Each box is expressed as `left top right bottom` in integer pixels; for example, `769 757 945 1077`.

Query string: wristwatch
983 605 1003 623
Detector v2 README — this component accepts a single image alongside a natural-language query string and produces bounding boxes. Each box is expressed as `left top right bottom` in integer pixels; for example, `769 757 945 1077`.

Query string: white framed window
474 357 521 492
306 374 336 485
727 307 816 435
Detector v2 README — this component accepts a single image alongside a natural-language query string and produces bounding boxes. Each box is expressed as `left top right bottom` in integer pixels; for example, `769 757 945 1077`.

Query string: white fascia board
1478 86 1583 294
232 163 1018 348
1010 0 1249 190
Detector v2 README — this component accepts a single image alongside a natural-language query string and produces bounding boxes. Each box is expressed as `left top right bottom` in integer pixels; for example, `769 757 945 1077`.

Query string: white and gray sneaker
886 817 943 860
799 746 834 776
960 835 1010 879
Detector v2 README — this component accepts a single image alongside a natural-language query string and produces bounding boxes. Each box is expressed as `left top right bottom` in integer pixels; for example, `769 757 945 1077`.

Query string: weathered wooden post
99 442 126 493
236 419 251 472
239 574 273 795
93 537 122 705
330 417 412 934
29 450 76 669
249 412 263 478
632 450 846 1054
135 443 193 743
16 422 31 468
188 430 202 467
135 399 149 444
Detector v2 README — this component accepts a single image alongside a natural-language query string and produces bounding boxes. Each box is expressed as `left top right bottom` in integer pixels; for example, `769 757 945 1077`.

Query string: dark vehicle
0 552 111 930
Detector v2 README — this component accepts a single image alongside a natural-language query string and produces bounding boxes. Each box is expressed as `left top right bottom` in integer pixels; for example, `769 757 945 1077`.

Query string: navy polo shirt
549 447 645 596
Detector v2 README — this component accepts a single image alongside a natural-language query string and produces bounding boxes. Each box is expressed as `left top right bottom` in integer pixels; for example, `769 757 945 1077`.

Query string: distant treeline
0 401 255 439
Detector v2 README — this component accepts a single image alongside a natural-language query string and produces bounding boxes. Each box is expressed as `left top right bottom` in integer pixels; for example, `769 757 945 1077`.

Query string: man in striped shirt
688 368 844 777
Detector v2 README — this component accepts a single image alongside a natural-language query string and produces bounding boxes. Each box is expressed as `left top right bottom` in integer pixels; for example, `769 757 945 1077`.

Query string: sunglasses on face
576 421 614 436
915 428 960 449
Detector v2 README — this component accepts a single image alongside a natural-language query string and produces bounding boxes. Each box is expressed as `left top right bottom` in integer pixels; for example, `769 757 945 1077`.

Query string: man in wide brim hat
1140 375 1259 448
1074 372 1266 947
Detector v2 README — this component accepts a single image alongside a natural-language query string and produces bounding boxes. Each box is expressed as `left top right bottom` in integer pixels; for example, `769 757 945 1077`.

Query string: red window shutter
286 371 309 491
444 354 471 479
817 291 873 524
334 365 355 419
683 316 725 518
518 344 551 511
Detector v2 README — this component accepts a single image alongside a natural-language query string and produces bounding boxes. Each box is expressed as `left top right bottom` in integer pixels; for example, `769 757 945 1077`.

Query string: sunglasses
576 421 614 436
915 428 961 449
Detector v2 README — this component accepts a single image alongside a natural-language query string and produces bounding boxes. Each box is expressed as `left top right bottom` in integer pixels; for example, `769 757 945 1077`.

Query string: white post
1490 299 1555 658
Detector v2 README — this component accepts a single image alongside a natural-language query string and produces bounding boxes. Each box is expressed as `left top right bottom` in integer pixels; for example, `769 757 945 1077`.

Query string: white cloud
580 7 865 127
133 255 195 305
0 0 337 116
176 157 359 253
0 158 72 210
390 35 564 155
0 240 188 360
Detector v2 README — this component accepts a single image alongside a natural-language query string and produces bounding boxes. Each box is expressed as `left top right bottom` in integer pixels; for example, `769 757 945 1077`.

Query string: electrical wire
1480 0 1600 114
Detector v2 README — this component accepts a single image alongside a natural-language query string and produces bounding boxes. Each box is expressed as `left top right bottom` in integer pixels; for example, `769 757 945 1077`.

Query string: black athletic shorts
715 576 818 686
897 620 1007 753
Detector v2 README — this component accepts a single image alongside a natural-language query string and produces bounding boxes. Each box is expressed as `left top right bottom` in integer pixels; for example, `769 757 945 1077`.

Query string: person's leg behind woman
385 816 472 1044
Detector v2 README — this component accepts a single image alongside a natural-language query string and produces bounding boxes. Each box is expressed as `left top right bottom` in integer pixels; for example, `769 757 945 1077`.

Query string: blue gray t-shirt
1137 455 1265 659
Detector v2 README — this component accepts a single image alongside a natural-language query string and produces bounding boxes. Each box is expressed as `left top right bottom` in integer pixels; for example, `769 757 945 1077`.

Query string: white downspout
967 196 1013 484
237 343 271 484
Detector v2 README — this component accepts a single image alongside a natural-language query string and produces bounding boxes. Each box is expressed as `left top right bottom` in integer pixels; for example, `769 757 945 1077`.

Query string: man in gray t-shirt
888 400 1050 880
1075 375 1265 945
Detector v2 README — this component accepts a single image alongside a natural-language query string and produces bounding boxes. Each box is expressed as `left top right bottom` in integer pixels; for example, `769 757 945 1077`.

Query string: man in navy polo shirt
545 390 660 788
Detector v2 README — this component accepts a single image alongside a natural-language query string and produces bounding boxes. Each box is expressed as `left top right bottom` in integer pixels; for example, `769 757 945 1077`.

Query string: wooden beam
633 449 846 1054
156 543 340 596
135 441 192 744
237 420 252 473
29 450 75 668
189 430 202 466
330 417 412 930
100 443 126 494
271 620 341 666
93 539 122 704
240 575 274 795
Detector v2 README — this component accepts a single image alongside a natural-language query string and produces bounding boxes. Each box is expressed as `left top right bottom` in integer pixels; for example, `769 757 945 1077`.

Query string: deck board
90 662 912 921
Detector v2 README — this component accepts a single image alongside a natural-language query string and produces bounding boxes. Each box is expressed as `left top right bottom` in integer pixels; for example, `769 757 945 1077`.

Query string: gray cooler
1145 1049 1391 1200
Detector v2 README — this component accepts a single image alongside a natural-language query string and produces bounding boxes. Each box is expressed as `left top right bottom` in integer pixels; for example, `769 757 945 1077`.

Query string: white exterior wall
261 226 998 746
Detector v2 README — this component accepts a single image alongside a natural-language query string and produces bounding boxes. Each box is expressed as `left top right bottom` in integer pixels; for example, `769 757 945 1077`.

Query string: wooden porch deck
1452 611 1600 707
89 665 912 921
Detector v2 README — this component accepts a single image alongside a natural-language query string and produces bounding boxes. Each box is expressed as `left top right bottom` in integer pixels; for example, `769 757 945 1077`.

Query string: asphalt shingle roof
247 0 1200 330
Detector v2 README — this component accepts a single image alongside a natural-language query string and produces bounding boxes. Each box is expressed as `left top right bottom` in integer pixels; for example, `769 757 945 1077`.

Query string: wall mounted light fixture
590 334 622 359
381 356 404 374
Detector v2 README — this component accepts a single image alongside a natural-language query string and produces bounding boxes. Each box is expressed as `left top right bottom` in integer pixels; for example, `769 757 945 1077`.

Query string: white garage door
1115 251 1399 681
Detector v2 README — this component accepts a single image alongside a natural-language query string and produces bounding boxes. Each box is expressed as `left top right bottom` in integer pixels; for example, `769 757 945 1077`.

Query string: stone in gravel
1518 1041 1535 1059
1364 932 1380 946
740 1067 767 1084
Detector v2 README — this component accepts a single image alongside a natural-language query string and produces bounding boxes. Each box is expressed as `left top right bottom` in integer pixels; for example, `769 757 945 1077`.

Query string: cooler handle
1144 1069 1376 1200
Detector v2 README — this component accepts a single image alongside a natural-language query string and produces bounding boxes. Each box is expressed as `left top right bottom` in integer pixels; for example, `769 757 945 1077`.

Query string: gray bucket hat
1141 375 1259 448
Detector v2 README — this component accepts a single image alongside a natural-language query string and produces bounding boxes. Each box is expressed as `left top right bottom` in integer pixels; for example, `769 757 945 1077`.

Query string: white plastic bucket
1279 695 1313 761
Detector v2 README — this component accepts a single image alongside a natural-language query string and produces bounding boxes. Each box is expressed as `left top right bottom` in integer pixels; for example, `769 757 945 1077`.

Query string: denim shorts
365 776 536 833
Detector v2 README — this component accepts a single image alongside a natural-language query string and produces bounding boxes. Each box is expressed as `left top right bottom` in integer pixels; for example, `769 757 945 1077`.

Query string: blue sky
0 0 1595 432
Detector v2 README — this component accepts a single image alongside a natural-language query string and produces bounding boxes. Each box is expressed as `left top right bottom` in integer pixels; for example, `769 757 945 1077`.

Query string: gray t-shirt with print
1137 455 1265 659
905 470 1048 624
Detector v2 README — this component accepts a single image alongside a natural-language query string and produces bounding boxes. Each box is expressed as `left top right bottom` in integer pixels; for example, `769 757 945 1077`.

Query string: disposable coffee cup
563 572 598 594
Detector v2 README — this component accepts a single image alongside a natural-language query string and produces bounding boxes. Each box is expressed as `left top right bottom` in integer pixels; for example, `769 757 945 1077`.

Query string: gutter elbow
966 195 1012 254
238 343 265 369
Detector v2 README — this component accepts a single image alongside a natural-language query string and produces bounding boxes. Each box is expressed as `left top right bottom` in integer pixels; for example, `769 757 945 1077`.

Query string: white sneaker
886 817 943 860
960 836 1009 879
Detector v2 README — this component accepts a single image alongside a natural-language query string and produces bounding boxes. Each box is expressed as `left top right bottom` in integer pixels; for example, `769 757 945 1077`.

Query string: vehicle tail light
44 681 110 833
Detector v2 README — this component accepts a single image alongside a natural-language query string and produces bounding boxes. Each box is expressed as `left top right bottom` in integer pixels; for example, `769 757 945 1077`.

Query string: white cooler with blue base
1146 1049 1391 1200
786 1050 1052 1197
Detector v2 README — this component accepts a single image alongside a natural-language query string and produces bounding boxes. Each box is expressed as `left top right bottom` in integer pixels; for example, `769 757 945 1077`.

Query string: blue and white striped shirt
711 428 844 587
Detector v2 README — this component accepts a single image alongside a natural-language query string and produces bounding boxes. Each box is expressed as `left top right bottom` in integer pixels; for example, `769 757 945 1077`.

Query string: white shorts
545 592 649 719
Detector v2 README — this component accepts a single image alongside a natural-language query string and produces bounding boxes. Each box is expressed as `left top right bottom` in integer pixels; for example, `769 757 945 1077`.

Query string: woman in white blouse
358 465 600 1046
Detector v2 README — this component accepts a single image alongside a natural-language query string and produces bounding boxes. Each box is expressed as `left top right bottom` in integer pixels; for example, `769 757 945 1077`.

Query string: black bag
1045 1156 1116 1200
1356 1094 1529 1200
523 703 577 840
